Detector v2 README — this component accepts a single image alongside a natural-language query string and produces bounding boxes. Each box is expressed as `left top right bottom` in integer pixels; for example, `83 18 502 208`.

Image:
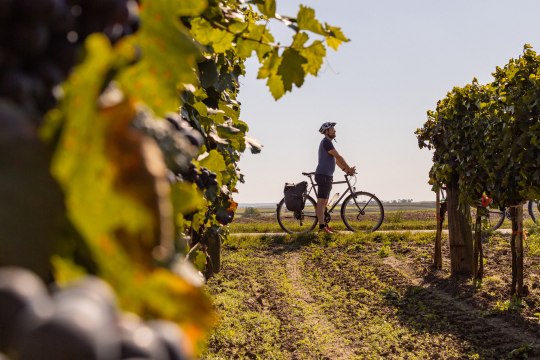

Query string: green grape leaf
291 32 309 50
218 102 240 120
217 123 241 137
297 5 325 35
326 24 349 42
120 0 200 116
325 24 349 50
174 0 208 16
257 49 281 79
236 37 260 58
246 23 275 61
301 40 326 75
198 60 219 88
171 182 206 216
190 18 235 53
267 74 285 100
200 150 227 174
245 136 263 154
49 33 217 347
228 21 248 35
277 48 307 91
193 101 209 116
256 0 276 18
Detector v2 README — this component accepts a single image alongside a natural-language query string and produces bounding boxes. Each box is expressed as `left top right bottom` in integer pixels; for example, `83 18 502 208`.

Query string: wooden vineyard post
473 208 484 284
434 189 446 270
446 182 474 276
509 205 525 296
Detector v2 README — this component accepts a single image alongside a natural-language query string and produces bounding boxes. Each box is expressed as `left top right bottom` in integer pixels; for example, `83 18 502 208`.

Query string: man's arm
328 149 356 175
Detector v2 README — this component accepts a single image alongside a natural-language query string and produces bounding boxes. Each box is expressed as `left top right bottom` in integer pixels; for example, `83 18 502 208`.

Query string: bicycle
276 172 384 234
439 188 539 231
477 200 539 231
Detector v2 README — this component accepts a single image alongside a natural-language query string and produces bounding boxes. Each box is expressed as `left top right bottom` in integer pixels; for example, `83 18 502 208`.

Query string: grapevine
416 45 540 295
0 0 348 356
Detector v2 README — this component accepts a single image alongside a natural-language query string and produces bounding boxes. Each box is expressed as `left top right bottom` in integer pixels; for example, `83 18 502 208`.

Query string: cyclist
316 122 356 233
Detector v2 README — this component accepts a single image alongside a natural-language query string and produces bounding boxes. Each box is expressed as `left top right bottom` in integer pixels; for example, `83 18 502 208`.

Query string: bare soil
203 233 540 359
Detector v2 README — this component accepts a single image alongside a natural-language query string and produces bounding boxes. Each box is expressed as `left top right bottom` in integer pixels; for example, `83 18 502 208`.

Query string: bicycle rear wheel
470 206 505 231
276 195 318 234
529 200 539 225
340 191 384 232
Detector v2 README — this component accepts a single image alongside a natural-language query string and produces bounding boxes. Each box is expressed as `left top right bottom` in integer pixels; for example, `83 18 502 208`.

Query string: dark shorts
315 174 333 199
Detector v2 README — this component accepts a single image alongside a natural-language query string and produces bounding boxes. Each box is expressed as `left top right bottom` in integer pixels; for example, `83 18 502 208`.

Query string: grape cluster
196 168 217 191
0 0 139 123
133 112 204 177
0 267 190 360
215 207 234 225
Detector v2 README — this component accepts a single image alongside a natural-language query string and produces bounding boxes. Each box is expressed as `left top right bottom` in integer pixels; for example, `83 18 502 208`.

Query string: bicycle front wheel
529 200 540 224
276 195 318 234
340 191 384 232
470 206 505 232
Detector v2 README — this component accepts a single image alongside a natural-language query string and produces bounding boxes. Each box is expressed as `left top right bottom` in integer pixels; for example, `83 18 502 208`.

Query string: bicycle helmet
319 122 336 134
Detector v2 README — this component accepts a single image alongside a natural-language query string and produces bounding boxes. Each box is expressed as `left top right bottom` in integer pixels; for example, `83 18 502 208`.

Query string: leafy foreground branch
0 0 347 358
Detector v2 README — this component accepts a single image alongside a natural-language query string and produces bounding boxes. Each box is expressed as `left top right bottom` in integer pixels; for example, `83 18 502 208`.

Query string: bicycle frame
303 173 363 214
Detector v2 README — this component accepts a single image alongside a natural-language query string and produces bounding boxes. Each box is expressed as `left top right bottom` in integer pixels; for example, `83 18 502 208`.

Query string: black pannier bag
283 181 307 212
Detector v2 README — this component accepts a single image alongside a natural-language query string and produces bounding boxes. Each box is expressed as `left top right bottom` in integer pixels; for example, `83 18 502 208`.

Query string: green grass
230 206 539 233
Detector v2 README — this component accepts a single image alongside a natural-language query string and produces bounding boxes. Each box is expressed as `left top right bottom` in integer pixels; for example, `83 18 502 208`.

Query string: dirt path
284 252 356 359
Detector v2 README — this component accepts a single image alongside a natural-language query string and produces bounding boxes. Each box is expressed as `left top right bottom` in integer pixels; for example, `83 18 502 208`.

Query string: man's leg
316 198 328 225
315 174 332 231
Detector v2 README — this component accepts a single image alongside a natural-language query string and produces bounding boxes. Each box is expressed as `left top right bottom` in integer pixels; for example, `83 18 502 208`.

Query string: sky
234 0 540 204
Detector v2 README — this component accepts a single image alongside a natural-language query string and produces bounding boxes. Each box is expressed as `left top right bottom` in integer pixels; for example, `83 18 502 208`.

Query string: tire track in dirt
382 255 540 355
284 252 356 360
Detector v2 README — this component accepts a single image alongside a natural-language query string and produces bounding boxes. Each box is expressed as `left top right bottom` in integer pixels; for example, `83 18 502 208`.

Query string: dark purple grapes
195 168 218 190
215 208 234 225
0 0 13 21
147 320 190 360
0 267 54 352
13 0 60 22
0 0 137 120
119 314 169 360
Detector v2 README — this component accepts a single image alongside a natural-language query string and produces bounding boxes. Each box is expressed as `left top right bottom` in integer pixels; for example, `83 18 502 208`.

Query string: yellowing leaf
301 40 326 76
174 0 208 16
120 0 200 116
256 0 276 18
291 32 309 50
200 149 227 173
172 182 206 216
190 17 235 53
236 37 259 58
267 74 285 100
257 49 281 79
228 21 248 34
325 24 349 51
277 48 307 91
297 5 325 35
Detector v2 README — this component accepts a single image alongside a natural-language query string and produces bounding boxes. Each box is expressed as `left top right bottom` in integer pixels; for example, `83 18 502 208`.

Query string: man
315 122 356 234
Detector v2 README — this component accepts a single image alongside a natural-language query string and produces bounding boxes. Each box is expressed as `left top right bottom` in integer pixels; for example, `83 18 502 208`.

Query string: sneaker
319 225 334 234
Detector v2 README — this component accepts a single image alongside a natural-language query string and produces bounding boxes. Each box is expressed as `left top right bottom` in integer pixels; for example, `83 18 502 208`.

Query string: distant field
230 202 536 233
238 201 437 211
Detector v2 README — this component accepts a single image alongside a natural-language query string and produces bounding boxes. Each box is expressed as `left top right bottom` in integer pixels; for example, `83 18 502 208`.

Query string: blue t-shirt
315 137 335 176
